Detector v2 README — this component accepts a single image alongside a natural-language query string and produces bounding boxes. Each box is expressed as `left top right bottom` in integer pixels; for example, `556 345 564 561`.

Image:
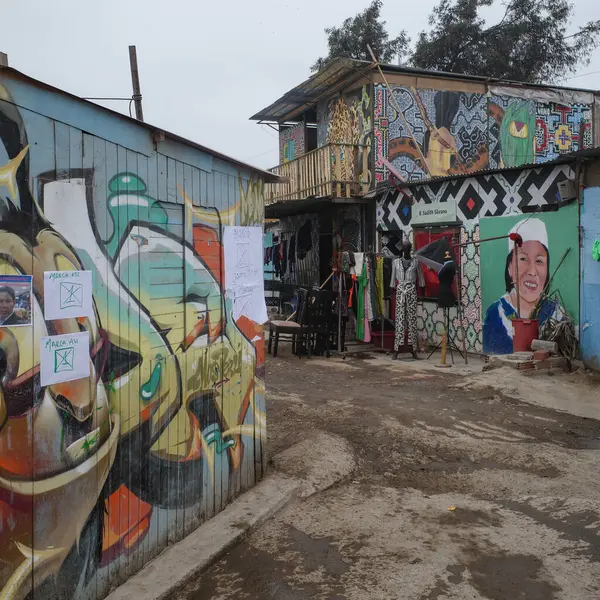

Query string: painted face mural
509 240 548 306
481 212 578 355
0 84 266 599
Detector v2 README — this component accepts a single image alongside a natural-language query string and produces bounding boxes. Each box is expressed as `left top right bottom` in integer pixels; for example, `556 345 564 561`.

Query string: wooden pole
338 271 343 352
129 45 144 122
457 259 468 364
441 326 448 365
285 271 334 322
366 45 432 176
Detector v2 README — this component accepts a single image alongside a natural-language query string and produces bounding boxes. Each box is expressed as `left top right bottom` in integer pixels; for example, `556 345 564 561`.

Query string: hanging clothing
356 261 366 341
383 257 394 299
341 252 350 273
375 256 385 316
351 252 364 277
297 220 312 259
273 246 281 277
356 260 371 342
370 254 377 318
390 257 424 351
280 240 288 277
364 256 374 322
288 234 296 264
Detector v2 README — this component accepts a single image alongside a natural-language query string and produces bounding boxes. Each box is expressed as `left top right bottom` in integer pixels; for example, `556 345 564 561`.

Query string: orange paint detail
0 416 36 477
101 485 152 564
235 316 264 366
182 412 202 462
140 403 155 423
192 225 223 285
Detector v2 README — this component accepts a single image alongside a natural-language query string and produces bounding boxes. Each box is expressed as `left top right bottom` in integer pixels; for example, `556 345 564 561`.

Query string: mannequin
391 240 424 360
437 250 457 309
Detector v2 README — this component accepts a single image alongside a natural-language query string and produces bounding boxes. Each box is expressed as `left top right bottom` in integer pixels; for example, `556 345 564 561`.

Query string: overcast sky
3 0 599 171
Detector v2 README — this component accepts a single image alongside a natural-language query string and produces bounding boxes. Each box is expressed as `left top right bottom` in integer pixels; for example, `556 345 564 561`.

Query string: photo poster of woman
480 203 579 355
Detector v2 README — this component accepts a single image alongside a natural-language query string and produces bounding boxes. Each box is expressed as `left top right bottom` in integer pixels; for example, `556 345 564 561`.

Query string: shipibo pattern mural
374 83 593 183
0 78 266 599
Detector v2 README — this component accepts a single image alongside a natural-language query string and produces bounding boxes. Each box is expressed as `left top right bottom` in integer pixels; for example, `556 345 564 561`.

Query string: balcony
265 143 370 205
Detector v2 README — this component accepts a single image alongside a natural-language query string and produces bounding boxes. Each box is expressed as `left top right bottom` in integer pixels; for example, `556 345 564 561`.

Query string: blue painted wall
581 186 600 369
0 70 267 600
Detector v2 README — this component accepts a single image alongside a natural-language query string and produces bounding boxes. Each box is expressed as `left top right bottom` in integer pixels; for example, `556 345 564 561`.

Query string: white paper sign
44 270 93 320
40 332 90 386
223 226 268 324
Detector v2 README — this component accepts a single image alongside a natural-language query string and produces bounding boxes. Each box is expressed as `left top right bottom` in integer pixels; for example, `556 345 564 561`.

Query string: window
413 226 461 300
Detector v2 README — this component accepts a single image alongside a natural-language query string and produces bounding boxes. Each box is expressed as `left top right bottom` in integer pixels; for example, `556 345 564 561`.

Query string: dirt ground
175 351 600 600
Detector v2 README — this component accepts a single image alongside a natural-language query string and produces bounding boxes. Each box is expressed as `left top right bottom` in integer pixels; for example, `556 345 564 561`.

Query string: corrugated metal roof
251 57 599 124
0 65 281 183
250 59 374 123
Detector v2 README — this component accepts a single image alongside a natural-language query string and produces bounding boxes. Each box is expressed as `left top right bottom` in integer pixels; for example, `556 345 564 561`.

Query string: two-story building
253 58 600 356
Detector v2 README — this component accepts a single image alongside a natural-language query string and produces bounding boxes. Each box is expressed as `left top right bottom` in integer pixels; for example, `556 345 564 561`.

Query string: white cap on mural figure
508 218 548 252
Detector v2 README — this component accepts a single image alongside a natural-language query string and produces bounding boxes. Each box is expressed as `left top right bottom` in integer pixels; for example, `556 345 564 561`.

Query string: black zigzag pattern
517 166 569 209
478 174 508 217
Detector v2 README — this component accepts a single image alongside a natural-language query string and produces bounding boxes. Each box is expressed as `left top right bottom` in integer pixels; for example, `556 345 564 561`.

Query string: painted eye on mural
509 121 529 139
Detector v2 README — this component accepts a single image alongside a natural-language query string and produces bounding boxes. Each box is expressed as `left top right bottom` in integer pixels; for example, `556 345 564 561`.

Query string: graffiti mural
0 81 266 599
374 83 593 182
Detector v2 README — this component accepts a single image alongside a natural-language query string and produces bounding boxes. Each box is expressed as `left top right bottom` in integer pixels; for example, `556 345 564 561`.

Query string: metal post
338 270 343 352
457 257 468 364
514 240 520 317
128 45 144 121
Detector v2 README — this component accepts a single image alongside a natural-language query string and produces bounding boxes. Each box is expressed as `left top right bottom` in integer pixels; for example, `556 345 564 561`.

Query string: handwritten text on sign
40 331 91 386
223 226 267 324
44 270 93 320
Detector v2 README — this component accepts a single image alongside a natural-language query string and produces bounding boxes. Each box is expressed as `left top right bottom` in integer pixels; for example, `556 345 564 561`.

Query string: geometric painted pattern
535 102 593 162
374 83 592 183
374 84 389 183
378 164 575 353
377 164 575 234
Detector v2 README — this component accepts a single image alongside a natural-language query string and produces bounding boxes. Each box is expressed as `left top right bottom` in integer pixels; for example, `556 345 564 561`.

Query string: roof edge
0 65 280 183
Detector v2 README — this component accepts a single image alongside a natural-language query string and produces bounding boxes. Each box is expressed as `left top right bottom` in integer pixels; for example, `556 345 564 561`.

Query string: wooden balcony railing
265 143 370 205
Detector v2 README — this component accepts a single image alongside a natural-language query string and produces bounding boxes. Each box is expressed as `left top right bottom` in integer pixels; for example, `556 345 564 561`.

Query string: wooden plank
334 145 342 198
362 146 369 193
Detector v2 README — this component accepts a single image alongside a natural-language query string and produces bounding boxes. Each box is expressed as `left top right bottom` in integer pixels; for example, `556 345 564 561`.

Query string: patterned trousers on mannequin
394 282 418 351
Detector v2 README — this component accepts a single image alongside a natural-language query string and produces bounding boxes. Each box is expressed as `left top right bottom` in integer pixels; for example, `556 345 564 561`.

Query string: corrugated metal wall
0 73 266 600
581 186 600 370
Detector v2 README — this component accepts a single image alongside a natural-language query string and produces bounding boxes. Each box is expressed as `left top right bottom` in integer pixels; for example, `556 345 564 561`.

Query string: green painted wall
480 203 579 353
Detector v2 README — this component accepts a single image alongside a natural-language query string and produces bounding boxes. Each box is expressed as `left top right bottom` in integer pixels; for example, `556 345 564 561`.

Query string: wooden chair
268 289 308 358
304 289 335 358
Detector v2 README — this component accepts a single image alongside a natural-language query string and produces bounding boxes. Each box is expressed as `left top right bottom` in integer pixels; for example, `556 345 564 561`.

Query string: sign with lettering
40 331 90 385
223 226 268 324
44 270 93 320
412 201 457 225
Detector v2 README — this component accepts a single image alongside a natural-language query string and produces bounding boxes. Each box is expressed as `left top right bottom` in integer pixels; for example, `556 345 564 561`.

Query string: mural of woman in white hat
483 217 563 354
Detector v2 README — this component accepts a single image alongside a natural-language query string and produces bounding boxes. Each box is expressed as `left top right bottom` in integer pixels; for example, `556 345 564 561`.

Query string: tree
311 0 409 73
411 0 600 83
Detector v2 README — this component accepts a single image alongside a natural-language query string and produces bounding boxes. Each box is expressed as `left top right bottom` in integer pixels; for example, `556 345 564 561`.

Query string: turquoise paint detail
105 172 168 257
140 356 163 402
204 428 235 454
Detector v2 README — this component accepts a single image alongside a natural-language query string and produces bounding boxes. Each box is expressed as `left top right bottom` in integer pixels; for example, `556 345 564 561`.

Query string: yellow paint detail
0 146 29 203
509 121 529 139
